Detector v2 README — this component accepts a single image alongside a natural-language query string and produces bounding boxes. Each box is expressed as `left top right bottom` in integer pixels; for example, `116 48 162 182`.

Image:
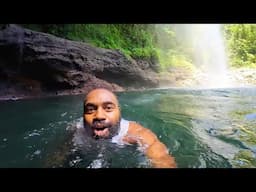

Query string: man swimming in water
82 88 177 168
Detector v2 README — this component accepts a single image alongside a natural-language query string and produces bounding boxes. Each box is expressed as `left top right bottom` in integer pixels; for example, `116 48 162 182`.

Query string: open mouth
92 124 110 138
94 127 106 130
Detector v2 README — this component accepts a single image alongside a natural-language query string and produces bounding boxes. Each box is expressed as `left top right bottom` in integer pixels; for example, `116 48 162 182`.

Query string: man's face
84 89 121 139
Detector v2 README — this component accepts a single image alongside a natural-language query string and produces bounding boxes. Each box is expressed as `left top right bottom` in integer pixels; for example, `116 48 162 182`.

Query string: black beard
84 119 121 140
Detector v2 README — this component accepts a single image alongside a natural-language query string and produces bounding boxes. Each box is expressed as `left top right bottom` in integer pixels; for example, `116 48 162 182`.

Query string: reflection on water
0 87 256 167
118 87 256 168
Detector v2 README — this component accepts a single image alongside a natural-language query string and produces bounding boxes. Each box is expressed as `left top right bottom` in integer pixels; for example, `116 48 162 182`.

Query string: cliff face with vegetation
1 24 256 100
0 25 159 100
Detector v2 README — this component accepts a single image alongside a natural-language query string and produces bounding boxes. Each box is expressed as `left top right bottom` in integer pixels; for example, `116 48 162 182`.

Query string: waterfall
190 24 231 88
156 24 233 88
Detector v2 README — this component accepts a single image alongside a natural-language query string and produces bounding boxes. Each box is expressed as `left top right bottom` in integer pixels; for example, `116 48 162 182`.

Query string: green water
1 87 256 168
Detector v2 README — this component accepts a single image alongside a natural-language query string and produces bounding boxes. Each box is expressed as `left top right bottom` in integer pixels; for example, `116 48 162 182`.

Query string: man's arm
123 122 177 168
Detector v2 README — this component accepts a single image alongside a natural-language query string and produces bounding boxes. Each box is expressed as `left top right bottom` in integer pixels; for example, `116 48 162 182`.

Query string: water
1 87 256 168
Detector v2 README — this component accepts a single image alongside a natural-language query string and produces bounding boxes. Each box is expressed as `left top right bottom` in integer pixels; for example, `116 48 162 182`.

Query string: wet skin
83 88 177 168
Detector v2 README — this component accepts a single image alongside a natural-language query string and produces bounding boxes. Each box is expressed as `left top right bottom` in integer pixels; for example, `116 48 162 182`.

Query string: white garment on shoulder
111 118 129 145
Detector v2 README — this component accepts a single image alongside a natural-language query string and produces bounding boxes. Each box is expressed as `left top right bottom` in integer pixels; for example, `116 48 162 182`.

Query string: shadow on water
1 87 256 167
0 95 83 167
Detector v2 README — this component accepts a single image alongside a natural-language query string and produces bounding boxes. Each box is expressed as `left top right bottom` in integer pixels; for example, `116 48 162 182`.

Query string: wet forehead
85 89 118 105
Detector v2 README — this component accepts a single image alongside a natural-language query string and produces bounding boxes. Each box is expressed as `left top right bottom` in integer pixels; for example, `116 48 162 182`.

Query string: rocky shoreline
1 25 256 102
0 75 125 101
1 67 256 101
157 67 256 89
0 25 158 101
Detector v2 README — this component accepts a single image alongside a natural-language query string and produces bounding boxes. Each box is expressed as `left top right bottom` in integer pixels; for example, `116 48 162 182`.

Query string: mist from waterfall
188 24 231 88
156 24 233 88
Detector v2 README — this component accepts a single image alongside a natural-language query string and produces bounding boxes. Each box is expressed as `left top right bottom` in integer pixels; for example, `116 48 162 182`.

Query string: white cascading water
190 24 231 88
156 24 233 88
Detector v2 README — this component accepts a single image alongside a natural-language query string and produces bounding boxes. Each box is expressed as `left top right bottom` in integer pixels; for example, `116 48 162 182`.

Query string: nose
94 107 106 120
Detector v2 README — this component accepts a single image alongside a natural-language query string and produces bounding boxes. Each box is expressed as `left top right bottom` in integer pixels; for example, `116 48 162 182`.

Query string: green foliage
22 24 157 62
224 24 256 68
153 24 195 72
157 49 194 71
21 24 256 71
21 24 196 72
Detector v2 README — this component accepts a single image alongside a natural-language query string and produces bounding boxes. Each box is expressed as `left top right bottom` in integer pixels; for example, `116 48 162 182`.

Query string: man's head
83 88 121 139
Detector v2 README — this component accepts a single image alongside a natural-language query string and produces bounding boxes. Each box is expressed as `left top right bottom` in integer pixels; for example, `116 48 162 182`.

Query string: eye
104 104 115 112
85 105 96 114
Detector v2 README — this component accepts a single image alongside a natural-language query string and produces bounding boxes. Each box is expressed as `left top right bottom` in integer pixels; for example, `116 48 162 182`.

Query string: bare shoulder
123 121 177 168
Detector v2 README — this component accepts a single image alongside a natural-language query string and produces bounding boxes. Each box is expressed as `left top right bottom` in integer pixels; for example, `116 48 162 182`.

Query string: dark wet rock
0 25 159 100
